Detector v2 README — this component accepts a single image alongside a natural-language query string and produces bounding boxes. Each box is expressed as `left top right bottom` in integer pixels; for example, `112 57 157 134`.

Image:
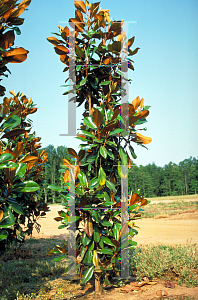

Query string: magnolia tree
47 0 152 294
0 0 49 251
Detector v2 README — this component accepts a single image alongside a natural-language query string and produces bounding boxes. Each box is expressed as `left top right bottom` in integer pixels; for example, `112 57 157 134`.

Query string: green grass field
0 238 197 300
0 196 197 300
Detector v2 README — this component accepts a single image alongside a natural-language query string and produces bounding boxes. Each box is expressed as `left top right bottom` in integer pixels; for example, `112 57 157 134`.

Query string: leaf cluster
0 91 49 251
0 0 31 96
47 0 152 287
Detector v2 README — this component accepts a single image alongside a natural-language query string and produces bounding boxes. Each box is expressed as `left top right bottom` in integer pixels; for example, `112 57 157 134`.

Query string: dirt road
31 202 198 245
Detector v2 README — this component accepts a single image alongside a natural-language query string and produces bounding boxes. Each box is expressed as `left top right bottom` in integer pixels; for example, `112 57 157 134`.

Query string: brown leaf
140 98 144 108
75 9 83 22
14 142 23 159
62 158 71 166
9 108 21 117
111 108 120 122
128 36 135 48
120 285 134 292
18 0 31 9
141 198 148 206
90 2 100 18
132 96 141 111
92 109 103 127
110 238 120 248
64 169 70 183
129 193 141 206
0 30 15 50
54 217 63 222
2 47 29 63
164 281 175 289
68 148 78 158
1 129 26 139
74 0 87 13
137 110 149 120
78 149 85 162
0 210 3 221
20 156 38 163
54 44 69 55
69 18 84 32
47 37 61 46
135 133 152 145
156 290 168 297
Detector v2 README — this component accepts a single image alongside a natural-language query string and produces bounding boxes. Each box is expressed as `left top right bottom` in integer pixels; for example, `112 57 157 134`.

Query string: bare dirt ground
32 199 198 245
30 199 198 299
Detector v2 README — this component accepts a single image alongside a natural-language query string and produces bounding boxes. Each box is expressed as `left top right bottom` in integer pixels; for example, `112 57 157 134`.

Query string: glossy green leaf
129 146 137 159
88 240 94 251
90 46 97 58
99 239 104 248
0 234 8 240
14 181 40 193
93 225 100 242
15 163 27 178
82 231 92 246
1 115 21 129
83 250 93 264
113 223 121 240
8 202 24 215
98 248 113 255
103 191 110 202
106 180 116 191
101 236 115 247
100 146 107 159
58 224 67 229
82 265 94 284
0 153 13 164
83 117 98 129
81 130 96 138
13 26 21 35
98 167 106 186
0 222 15 229
108 128 121 136
103 201 114 206
106 149 114 159
78 171 88 187
99 81 111 86
89 177 100 189
7 207 16 223
119 147 128 165
54 255 66 262
106 141 117 147
100 220 112 227
0 161 18 169
90 210 99 223
80 77 87 86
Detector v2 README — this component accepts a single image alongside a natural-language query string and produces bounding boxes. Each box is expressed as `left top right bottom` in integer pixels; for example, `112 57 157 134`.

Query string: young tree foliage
0 0 31 96
47 0 152 292
0 0 49 252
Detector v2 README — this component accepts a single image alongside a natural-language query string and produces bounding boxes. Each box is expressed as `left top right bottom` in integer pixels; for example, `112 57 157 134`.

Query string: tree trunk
94 272 103 295
44 167 47 203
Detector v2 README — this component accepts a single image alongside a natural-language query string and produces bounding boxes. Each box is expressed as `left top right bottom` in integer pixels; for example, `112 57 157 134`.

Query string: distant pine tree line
37 145 198 203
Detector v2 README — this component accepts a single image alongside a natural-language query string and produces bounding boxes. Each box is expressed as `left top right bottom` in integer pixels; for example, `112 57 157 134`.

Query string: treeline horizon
37 144 198 203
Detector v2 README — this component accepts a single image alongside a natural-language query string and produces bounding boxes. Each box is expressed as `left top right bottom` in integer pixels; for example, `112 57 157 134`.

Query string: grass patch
147 194 198 202
0 237 197 299
141 201 198 218
129 244 198 288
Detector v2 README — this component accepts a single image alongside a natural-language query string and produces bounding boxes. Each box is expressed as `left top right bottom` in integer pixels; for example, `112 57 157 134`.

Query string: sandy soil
31 202 198 245
29 200 198 299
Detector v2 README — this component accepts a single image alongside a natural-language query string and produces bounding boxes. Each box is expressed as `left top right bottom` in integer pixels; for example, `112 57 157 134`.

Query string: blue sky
2 0 198 167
